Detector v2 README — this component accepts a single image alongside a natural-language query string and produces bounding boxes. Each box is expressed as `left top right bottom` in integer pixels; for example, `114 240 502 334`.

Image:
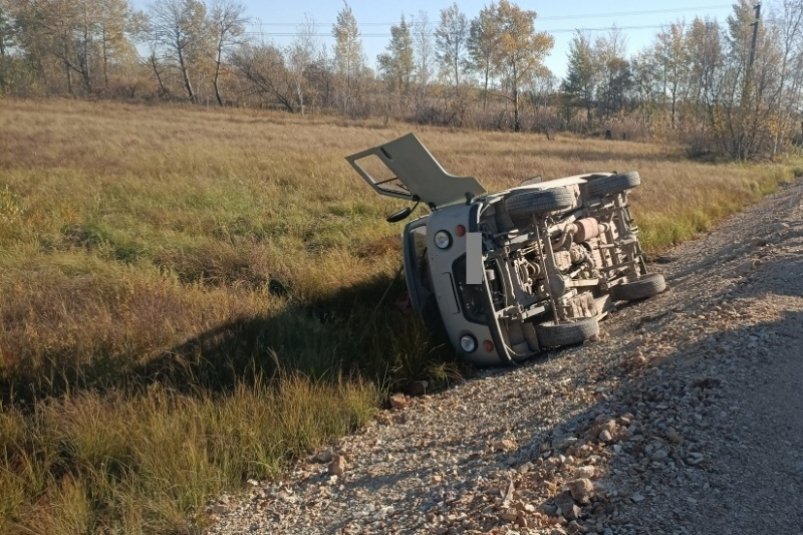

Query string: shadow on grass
1 272 459 409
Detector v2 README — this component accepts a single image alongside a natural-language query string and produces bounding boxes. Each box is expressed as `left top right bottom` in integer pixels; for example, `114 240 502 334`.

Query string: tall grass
0 98 798 533
0 377 377 534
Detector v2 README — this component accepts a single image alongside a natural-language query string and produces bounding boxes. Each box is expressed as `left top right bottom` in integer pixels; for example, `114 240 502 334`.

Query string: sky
136 1 741 79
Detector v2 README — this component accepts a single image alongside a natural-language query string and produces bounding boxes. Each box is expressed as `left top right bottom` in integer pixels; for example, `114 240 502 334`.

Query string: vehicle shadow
1 272 457 408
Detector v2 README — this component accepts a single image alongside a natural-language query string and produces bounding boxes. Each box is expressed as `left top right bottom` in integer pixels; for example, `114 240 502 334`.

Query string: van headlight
434 230 452 249
459 334 478 353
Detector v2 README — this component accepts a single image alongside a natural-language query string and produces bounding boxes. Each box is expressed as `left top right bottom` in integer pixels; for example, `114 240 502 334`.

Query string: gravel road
207 179 803 535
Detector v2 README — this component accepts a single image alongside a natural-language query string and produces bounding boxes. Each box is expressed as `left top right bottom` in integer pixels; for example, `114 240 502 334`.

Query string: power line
535 4 730 21
240 24 683 39
245 4 732 28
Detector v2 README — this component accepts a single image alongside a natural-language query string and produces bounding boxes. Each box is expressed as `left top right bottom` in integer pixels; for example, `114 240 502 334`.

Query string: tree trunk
80 60 92 93
150 54 168 97
102 27 109 89
512 64 520 132
671 92 677 130
296 82 305 115
177 45 196 103
275 92 296 113
80 12 92 93
213 72 223 106
454 60 460 97
213 42 224 106
482 62 490 111
64 57 73 96
0 38 6 94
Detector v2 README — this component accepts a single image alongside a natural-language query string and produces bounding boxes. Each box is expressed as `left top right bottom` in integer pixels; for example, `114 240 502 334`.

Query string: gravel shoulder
207 179 803 535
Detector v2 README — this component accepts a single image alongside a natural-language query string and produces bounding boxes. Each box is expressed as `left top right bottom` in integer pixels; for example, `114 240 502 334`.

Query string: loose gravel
206 179 803 535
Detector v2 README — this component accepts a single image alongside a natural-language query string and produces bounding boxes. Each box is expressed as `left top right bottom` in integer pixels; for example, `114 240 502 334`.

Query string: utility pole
738 3 761 160
742 2 762 102
747 2 762 76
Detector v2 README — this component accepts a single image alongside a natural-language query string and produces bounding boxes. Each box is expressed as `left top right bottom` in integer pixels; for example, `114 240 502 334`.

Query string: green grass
0 377 378 534
633 161 799 251
0 97 798 533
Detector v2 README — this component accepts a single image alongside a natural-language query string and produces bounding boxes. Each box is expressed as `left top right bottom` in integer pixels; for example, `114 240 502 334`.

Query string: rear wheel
586 171 641 198
535 317 599 348
505 187 575 226
611 273 666 302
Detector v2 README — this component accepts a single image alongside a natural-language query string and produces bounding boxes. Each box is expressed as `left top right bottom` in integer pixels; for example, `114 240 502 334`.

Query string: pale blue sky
136 1 740 78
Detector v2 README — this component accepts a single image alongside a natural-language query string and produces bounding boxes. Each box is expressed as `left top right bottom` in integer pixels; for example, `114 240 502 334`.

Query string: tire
535 317 600 348
586 171 641 198
505 187 575 226
611 273 666 302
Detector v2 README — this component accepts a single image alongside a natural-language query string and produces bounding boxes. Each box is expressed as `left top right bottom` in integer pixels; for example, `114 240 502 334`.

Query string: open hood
346 133 486 209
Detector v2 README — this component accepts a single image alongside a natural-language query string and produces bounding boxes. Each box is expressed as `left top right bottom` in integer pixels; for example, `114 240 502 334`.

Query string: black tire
535 317 599 348
611 273 666 302
505 187 575 226
495 203 516 233
586 171 641 198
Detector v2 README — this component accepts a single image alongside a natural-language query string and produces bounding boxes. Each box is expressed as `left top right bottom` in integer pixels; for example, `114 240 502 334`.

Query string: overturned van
347 134 666 365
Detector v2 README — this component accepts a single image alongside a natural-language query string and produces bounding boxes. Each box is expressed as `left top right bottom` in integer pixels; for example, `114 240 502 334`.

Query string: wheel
586 171 641 198
504 187 575 226
610 273 666 302
535 317 599 348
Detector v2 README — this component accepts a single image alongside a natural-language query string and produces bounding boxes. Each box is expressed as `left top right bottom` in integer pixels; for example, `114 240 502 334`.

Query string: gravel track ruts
207 179 803 535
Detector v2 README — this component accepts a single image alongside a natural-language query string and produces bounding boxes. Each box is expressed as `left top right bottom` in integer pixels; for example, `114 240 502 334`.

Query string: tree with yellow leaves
493 0 553 131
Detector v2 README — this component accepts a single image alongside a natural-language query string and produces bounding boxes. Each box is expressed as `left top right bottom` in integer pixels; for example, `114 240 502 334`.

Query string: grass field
0 98 799 533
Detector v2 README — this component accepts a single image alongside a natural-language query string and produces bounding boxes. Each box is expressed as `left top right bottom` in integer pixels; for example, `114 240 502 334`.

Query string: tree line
1 0 801 159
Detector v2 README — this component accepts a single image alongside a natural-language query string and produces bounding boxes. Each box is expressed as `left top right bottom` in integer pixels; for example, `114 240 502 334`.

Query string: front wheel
535 317 599 348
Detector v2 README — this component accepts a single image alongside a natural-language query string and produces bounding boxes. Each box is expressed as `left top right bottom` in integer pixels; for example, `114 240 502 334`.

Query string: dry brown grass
0 98 797 533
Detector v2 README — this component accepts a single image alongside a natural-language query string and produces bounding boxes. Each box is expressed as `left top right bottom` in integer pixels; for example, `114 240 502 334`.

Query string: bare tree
722 0 766 159
286 15 318 114
686 17 724 110
468 2 500 110
209 0 245 106
303 44 335 111
332 1 362 111
149 0 209 103
654 22 689 129
595 27 631 119
147 44 170 96
435 3 468 96
230 42 297 112
413 10 432 100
